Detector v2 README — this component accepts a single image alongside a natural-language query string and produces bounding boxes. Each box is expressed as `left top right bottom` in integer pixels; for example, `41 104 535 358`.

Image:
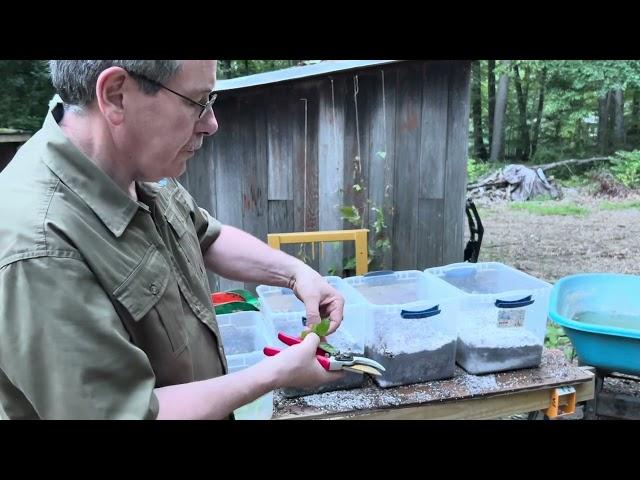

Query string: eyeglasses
127 70 217 119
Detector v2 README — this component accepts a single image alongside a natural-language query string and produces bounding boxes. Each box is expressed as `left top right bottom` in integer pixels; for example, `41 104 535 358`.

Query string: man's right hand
265 332 344 390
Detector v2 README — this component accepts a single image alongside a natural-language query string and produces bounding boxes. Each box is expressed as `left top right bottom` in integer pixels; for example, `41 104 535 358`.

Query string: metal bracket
545 386 577 419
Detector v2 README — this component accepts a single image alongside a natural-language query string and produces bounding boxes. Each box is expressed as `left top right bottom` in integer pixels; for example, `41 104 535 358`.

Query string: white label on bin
497 308 525 328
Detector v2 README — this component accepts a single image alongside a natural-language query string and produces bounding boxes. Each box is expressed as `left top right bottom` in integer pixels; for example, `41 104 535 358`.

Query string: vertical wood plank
318 76 345 275
417 199 444 268
267 89 293 201
368 66 397 271
443 61 472 266
212 96 244 291
419 62 449 200
392 62 423 270
239 92 269 292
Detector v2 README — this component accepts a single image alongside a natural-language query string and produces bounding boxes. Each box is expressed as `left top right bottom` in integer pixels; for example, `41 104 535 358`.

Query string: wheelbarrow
549 273 640 419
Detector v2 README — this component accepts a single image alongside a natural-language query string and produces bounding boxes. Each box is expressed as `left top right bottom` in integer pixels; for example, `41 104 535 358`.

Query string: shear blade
343 365 382 376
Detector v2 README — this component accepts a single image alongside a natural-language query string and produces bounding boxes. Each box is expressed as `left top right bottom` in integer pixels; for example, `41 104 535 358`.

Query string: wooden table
272 349 595 420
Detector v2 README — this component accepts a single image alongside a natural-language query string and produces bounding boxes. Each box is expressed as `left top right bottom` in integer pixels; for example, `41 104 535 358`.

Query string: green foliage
557 175 592 188
611 150 640 188
467 158 494 183
335 185 392 275
508 201 589 216
475 60 640 167
545 323 575 361
217 60 318 79
599 200 640 210
0 60 55 131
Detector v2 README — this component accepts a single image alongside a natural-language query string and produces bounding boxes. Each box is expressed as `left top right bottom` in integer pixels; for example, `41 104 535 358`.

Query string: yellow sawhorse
267 229 369 276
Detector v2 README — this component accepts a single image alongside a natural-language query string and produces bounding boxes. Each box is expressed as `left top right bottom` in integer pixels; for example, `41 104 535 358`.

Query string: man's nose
198 108 218 136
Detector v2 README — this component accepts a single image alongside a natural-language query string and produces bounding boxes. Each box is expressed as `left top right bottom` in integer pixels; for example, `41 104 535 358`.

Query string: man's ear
95 67 128 126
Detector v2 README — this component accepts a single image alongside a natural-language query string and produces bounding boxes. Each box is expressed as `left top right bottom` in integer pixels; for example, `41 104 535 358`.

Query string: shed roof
215 60 401 92
0 128 32 143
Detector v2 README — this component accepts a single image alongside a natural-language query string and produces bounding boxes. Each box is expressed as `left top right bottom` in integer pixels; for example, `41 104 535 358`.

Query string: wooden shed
0 129 31 173
180 60 471 291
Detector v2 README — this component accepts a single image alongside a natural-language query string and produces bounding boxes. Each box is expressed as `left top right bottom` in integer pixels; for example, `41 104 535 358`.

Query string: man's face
123 60 218 182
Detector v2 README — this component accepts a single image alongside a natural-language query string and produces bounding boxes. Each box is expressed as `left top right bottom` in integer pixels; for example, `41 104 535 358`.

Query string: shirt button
149 283 159 295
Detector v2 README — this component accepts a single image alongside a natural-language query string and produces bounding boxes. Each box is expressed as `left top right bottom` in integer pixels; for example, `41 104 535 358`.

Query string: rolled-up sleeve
195 207 223 253
0 256 159 419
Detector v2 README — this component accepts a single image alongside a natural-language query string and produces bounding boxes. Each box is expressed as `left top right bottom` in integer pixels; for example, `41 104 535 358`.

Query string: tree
490 60 511 162
217 60 307 79
530 66 547 159
487 60 496 149
513 63 531 161
612 88 625 150
0 60 54 131
471 61 488 160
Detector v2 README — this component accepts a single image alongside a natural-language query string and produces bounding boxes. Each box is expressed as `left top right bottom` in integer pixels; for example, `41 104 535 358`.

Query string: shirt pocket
113 244 187 355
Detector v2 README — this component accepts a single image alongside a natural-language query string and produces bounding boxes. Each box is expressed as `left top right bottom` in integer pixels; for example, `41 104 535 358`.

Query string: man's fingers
304 308 321 327
300 331 321 351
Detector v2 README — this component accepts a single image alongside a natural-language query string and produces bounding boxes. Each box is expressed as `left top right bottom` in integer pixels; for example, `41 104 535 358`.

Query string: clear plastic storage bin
344 270 461 387
425 262 552 374
217 311 275 419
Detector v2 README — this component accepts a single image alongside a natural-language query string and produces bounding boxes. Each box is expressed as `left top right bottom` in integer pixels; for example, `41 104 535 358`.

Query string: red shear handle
263 346 281 356
278 331 302 346
315 355 331 370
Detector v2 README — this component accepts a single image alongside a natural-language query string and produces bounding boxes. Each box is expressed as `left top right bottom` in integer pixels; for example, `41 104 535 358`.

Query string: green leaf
319 342 339 355
353 184 362 192
314 318 331 336
339 206 361 226
377 151 387 159
343 257 357 270
302 317 331 339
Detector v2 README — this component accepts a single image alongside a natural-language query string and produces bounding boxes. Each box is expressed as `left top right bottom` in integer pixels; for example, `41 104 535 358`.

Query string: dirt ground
472 187 640 419
472 189 640 283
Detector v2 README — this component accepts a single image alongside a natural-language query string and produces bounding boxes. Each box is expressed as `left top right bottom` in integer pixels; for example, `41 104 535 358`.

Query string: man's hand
289 265 345 335
266 332 344 389
204 225 345 334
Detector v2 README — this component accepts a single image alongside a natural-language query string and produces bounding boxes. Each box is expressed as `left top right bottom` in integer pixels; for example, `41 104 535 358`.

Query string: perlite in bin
365 303 457 388
256 277 368 397
425 262 551 375
217 311 275 420
455 296 544 374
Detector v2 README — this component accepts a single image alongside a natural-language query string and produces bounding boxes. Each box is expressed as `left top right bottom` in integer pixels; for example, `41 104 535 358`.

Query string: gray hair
48 60 182 107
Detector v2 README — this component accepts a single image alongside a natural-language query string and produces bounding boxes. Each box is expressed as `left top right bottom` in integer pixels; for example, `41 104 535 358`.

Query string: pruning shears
263 331 385 376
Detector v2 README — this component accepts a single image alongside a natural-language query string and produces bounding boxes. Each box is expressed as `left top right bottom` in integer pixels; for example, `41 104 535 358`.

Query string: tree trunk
513 65 530 162
490 61 510 162
530 67 547 160
471 61 488 160
612 88 625 150
627 89 640 144
598 92 611 154
488 60 496 149
513 64 531 162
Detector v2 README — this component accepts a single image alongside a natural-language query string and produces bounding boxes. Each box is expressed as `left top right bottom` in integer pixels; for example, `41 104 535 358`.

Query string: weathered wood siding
180 60 471 292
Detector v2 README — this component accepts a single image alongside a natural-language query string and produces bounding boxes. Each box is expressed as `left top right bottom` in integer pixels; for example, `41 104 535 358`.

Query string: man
0 60 345 419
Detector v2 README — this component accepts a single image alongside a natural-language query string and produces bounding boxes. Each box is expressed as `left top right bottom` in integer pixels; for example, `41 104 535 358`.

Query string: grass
599 200 640 211
508 201 589 216
557 175 594 188
545 323 576 361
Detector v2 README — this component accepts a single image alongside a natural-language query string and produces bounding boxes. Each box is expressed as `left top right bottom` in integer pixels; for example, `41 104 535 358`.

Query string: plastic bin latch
545 386 577 418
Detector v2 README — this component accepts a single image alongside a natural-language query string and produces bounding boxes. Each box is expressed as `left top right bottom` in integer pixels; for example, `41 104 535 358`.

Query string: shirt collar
40 103 141 237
